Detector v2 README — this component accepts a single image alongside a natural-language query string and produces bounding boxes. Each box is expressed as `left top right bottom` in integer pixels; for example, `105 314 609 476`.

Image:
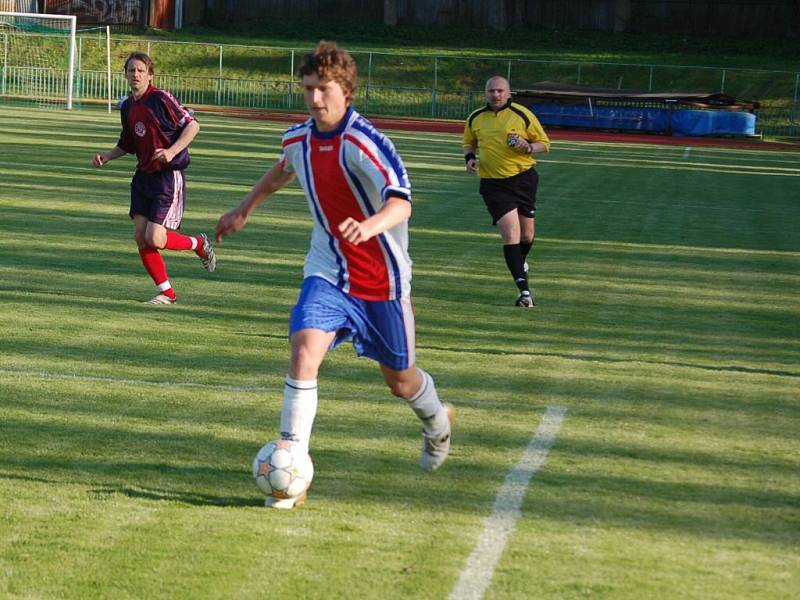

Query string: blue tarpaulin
670 110 756 136
515 83 759 137
530 104 756 136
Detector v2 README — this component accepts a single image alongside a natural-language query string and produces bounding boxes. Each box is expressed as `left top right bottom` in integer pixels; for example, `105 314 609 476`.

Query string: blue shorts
130 169 186 229
289 276 416 371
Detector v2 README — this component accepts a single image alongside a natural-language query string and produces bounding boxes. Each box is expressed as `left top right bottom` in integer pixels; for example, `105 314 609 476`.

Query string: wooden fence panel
40 0 795 36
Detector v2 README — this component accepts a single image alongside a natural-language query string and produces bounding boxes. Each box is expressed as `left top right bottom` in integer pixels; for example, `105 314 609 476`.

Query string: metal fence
3 33 799 137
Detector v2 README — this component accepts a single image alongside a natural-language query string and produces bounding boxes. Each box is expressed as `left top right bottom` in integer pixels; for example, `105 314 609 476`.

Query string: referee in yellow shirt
463 76 550 307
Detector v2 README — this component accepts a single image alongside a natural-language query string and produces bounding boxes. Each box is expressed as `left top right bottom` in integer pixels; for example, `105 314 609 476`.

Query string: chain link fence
4 33 798 138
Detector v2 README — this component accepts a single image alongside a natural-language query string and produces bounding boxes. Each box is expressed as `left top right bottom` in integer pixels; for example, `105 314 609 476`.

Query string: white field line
448 405 568 600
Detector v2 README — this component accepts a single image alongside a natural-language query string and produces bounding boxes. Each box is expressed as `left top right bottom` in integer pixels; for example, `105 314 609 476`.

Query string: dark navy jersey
118 85 194 174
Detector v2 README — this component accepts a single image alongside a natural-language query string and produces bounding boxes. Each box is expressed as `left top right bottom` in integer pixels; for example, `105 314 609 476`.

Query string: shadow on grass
92 484 260 508
1 404 798 551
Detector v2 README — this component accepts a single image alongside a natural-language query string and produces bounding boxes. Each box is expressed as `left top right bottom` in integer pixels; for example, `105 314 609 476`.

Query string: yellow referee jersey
463 101 550 179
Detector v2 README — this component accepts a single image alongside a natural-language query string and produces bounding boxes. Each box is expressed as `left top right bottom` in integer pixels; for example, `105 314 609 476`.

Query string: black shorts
479 168 539 225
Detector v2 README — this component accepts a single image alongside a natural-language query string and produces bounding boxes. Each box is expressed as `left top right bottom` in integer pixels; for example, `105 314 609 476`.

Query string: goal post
105 25 111 112
0 11 77 109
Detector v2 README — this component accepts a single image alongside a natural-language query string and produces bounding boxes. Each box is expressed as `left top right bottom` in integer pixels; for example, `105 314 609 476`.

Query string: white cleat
419 402 454 472
264 490 307 510
144 293 175 305
515 290 535 308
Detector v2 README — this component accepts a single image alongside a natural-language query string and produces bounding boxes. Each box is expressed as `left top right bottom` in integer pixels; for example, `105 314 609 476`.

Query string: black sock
520 240 533 263
503 244 529 292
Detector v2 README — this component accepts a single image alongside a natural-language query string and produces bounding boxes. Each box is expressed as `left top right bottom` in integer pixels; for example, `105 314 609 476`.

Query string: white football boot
144 293 175 305
419 402 454 472
264 490 307 510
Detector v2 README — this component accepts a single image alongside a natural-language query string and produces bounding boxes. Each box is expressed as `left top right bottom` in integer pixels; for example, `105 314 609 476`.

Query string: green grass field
0 104 798 599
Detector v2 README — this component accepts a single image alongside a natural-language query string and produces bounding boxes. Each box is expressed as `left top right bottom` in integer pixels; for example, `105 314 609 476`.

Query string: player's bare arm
338 196 412 245
153 119 200 165
463 145 478 174
215 162 296 243
93 145 127 167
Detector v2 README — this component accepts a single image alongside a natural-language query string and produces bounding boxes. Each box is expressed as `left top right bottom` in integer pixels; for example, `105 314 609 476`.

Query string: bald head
485 76 511 111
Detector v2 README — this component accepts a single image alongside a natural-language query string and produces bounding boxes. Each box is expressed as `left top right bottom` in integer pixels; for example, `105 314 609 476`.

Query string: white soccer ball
252 439 314 500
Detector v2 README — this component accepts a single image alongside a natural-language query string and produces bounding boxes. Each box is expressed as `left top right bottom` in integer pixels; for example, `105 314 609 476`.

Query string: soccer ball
252 439 314 500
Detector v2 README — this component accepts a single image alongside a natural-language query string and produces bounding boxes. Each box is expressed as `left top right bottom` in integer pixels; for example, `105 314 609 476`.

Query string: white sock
406 369 448 435
280 375 318 453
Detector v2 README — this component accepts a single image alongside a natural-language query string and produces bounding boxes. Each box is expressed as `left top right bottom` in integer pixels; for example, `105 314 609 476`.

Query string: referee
463 75 550 307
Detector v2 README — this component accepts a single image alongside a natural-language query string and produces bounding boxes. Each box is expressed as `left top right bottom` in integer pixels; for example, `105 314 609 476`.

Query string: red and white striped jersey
279 107 413 302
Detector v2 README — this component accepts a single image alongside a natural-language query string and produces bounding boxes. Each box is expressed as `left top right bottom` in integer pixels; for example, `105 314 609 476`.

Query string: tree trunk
488 0 507 31
614 0 631 33
384 0 398 26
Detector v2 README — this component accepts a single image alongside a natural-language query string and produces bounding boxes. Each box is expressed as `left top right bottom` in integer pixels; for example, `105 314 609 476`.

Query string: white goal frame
0 11 77 109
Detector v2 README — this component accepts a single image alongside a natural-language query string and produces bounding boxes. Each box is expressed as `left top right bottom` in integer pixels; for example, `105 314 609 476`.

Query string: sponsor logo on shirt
135 121 146 137
318 145 334 152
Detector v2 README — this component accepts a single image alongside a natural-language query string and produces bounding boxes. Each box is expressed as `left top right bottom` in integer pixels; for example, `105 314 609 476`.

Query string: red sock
138 248 176 300
164 230 199 252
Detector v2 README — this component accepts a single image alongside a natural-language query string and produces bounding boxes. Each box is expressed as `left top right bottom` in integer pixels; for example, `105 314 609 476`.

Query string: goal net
0 11 77 109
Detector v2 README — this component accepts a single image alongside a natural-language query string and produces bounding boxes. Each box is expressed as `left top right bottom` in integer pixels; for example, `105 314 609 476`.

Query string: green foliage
177 19 800 70
0 106 798 598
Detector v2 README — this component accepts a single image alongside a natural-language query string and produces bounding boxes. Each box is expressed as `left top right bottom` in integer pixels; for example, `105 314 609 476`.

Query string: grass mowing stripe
448 406 568 600
0 368 412 399
0 369 543 412
0 368 282 394
544 157 800 176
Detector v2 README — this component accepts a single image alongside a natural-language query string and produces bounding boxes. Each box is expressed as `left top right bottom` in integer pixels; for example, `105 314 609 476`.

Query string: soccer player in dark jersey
463 76 550 308
93 52 216 305
215 41 453 508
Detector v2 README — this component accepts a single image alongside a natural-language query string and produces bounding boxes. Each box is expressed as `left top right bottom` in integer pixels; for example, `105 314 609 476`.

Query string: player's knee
289 350 322 380
387 378 416 400
501 234 519 245
145 232 165 249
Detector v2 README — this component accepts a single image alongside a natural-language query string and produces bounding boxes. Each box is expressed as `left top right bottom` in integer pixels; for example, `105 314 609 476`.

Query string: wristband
464 152 476 164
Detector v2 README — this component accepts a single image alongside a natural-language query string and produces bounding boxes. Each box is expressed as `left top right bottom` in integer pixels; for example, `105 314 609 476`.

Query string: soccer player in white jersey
215 41 453 508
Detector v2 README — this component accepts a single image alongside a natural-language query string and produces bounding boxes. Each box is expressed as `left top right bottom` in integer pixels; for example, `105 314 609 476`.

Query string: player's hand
215 209 248 244
152 147 174 164
93 153 107 167
466 158 478 174
509 137 533 154
338 217 371 245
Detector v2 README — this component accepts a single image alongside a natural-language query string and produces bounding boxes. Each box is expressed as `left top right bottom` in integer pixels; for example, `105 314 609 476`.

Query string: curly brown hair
298 41 357 98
